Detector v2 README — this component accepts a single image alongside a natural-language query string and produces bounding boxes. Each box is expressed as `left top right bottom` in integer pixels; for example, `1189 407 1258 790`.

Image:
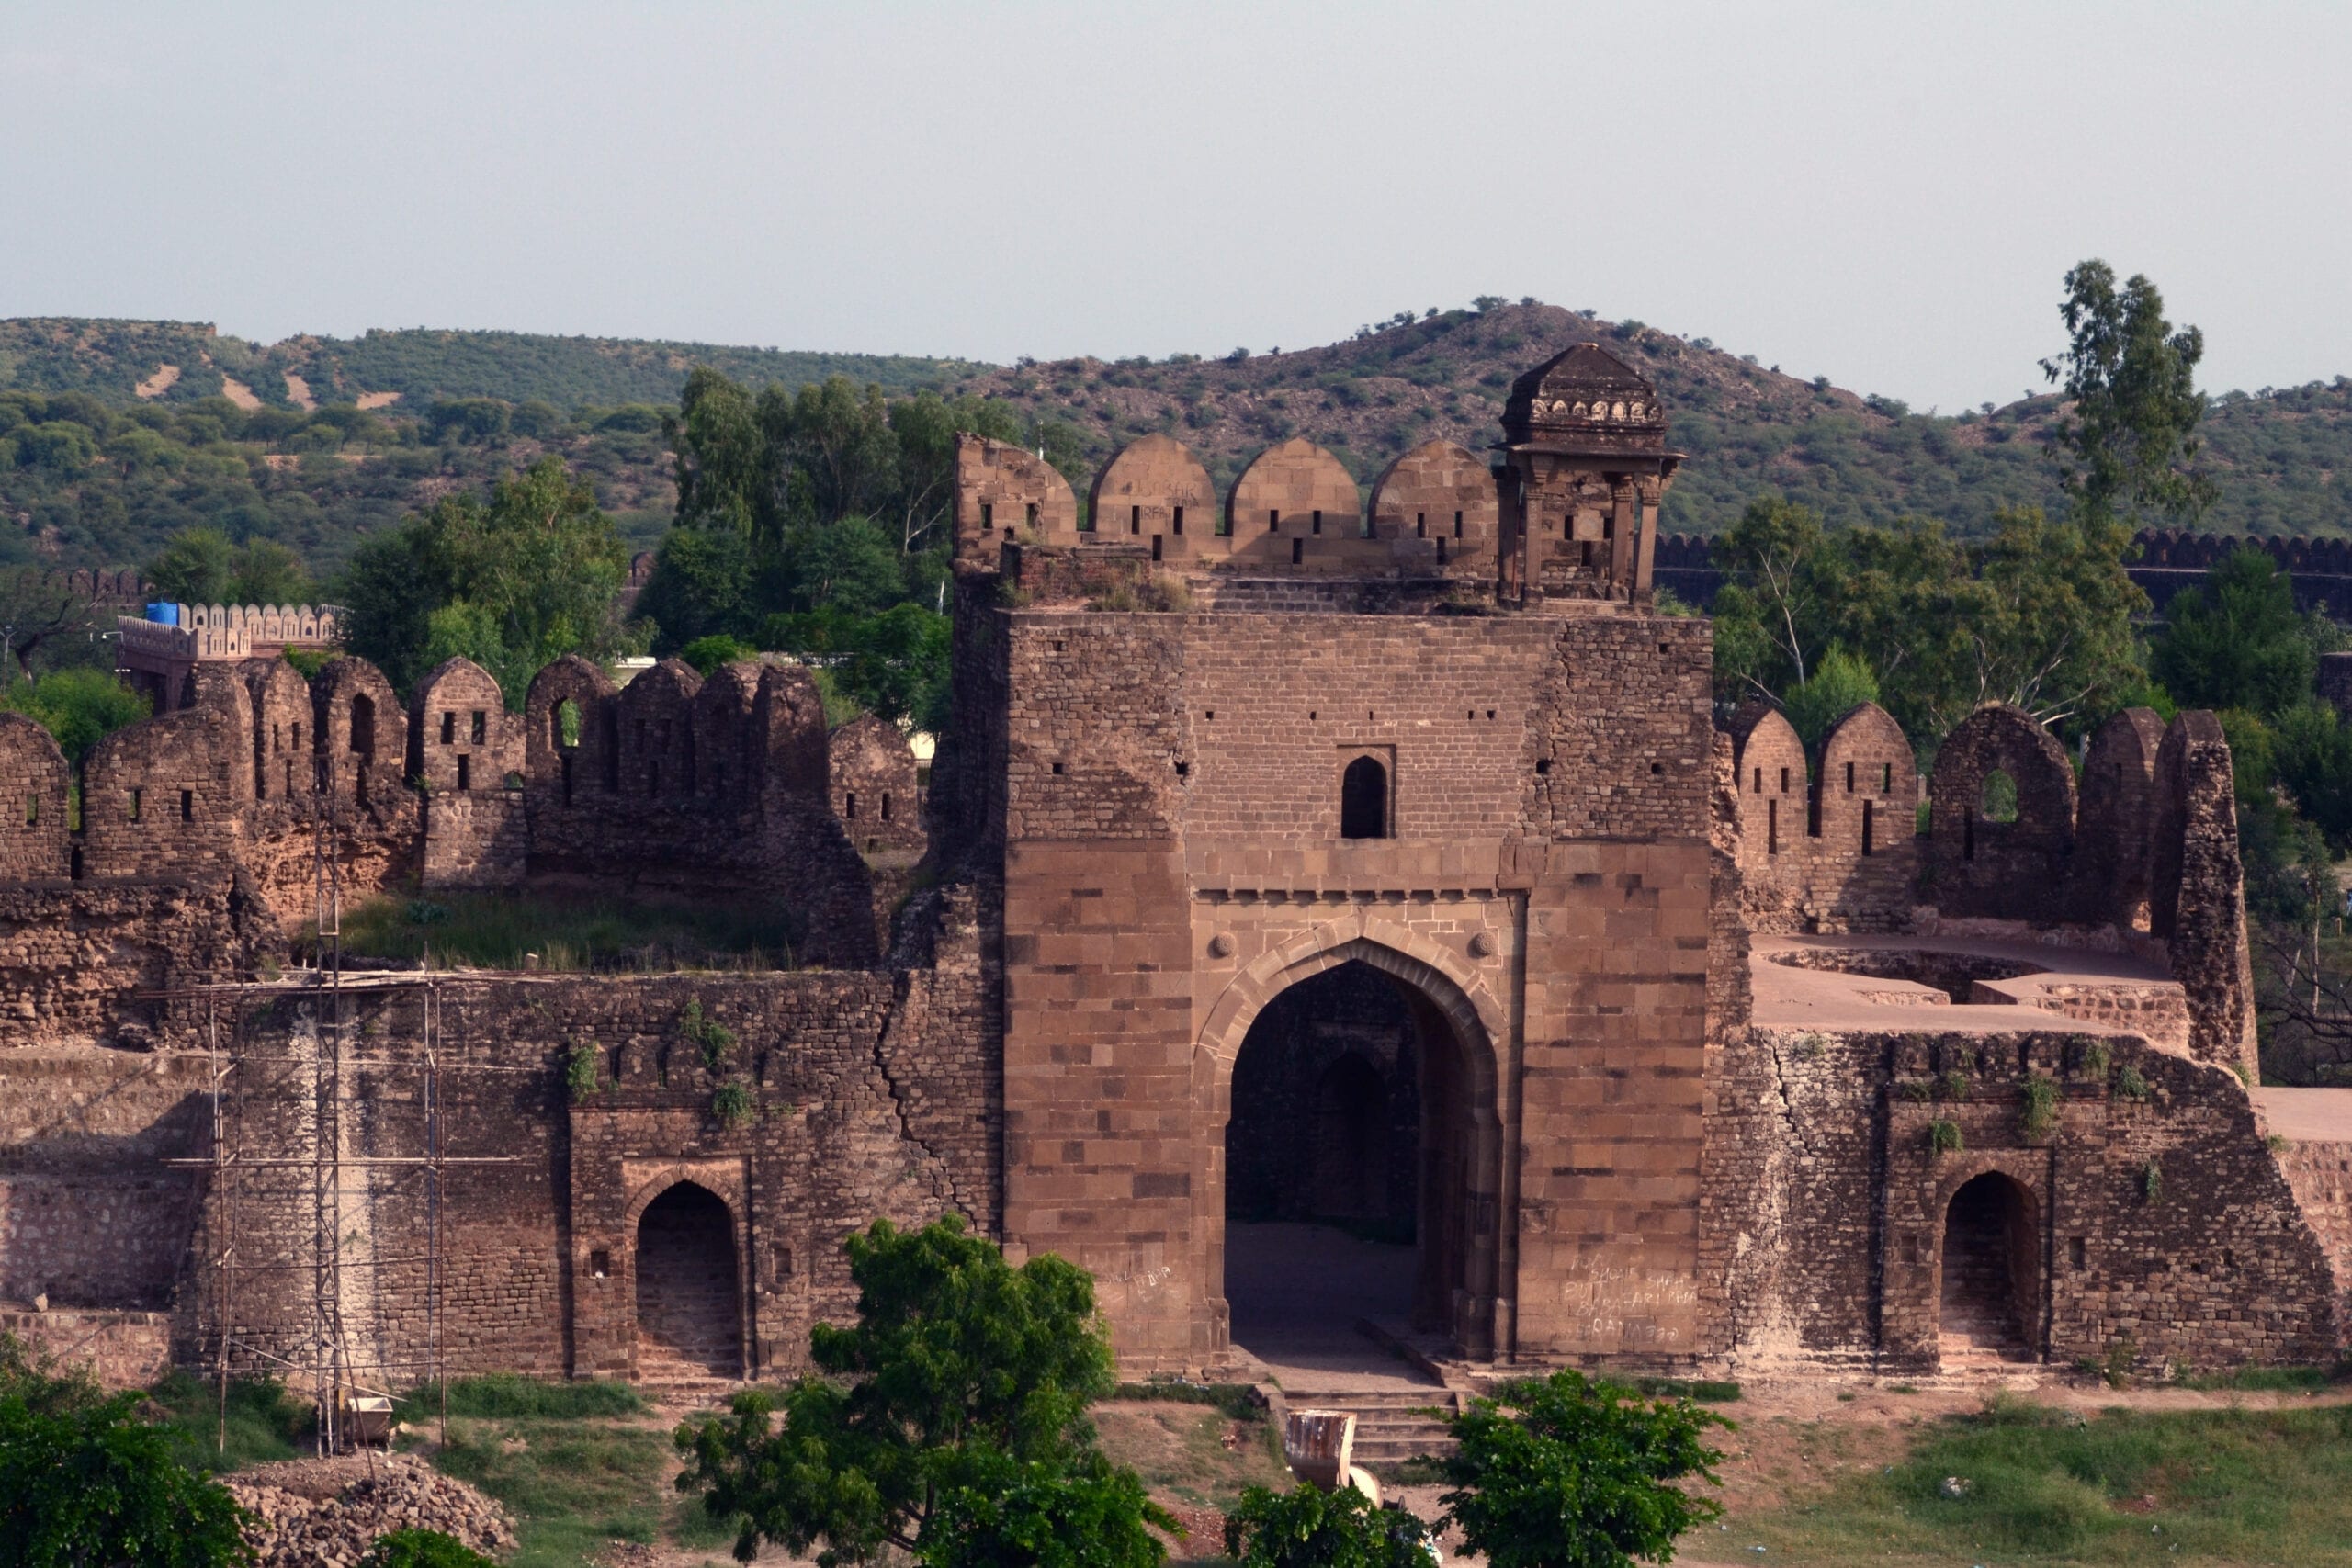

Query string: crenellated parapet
953 342 1677 608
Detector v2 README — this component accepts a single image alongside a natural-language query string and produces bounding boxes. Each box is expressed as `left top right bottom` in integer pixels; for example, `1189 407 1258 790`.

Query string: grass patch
1725 1397 2352 1563
2176 1362 2348 1393
414 1413 677 1568
329 890 799 972
1094 1399 1292 1514
146 1371 313 1472
1112 1381 1267 1423
400 1373 644 1421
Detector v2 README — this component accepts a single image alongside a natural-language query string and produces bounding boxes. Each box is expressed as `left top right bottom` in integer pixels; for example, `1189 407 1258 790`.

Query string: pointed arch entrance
1937 1171 2041 1367
632 1180 743 1380
1199 929 1508 1360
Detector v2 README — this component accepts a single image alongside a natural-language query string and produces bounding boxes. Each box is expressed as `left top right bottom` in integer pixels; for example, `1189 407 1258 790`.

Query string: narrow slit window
1152 535 1163 561
456 754 471 792
1845 761 1855 793
1130 504 1141 534
1025 501 1038 526
1436 538 1447 564
440 712 455 745
980 502 994 531
180 789 193 822
1172 505 1184 535
1291 538 1304 565
1861 797 1875 856
880 793 892 822
845 790 858 819
1311 510 1323 534
1454 510 1464 538
1767 798 1779 855
1779 766 1789 794
1416 513 1426 537
471 710 487 745
129 787 141 822
1269 509 1281 532
22 795 33 826
1752 767 1762 794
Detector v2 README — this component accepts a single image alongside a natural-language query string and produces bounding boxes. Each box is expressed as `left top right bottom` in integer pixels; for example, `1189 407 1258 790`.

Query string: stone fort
6 344 2351 1400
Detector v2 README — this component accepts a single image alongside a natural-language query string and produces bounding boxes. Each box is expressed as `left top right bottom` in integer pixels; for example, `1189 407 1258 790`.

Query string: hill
931 302 2352 539
0 307 2345 577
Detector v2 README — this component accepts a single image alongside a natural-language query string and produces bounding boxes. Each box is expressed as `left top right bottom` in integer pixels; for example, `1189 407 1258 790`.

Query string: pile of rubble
222 1454 516 1566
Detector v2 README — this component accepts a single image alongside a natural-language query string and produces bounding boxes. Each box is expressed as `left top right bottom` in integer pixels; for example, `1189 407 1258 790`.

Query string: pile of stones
222 1454 516 1566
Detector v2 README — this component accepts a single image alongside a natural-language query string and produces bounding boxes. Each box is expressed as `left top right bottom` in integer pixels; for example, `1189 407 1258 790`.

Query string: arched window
1981 768 2018 823
1340 756 1388 840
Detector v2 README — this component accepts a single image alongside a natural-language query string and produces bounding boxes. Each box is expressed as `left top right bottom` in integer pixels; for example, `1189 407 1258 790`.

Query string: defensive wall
5 342 2351 1393
1655 527 2352 617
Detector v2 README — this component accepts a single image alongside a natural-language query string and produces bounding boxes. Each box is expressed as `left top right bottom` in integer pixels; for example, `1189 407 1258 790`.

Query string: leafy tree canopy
1222 1481 1436 1567
0 1333 253 1568
357 1529 498 1568
2040 259 2214 527
2150 547 2324 720
1438 1371 1731 1568
1 665 152 762
145 527 314 607
337 456 639 701
673 1215 1159 1567
1712 497 2147 739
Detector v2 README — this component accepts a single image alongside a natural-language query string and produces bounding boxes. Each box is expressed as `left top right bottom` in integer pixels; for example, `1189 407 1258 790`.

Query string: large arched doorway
634 1182 742 1380
1938 1172 2040 1366
1221 956 1490 1359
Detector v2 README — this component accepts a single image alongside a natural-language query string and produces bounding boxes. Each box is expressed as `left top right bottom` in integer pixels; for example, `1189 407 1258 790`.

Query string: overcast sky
3 2 2346 412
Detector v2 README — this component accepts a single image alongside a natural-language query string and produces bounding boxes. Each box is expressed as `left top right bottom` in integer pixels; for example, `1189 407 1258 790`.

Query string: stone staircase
1281 1386 1460 1468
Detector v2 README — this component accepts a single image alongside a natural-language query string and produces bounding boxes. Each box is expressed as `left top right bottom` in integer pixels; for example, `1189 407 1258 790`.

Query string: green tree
227 538 311 606
922 1450 1176 1568
338 456 636 699
637 526 761 650
1 666 153 762
1779 646 1882 748
0 565 107 681
2040 259 2214 526
0 1335 252 1567
2151 547 2317 719
788 516 903 617
1437 1371 1731 1568
678 633 757 674
147 525 236 604
887 390 1024 554
1708 496 1826 696
673 1216 1148 1567
1222 1483 1435 1567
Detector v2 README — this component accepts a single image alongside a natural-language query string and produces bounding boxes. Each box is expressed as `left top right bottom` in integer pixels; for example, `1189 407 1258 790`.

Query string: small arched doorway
1221 955 1490 1357
1340 756 1388 839
1938 1172 2040 1366
634 1182 742 1380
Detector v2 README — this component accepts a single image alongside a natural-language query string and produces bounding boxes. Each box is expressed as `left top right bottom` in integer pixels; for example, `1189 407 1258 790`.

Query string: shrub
2117 1063 2151 1100
677 633 755 673
678 998 736 1071
2141 1158 2164 1203
359 1529 497 1568
1438 1370 1730 1568
1929 1119 1964 1156
2018 1074 2060 1139
565 1042 602 1102
711 1080 754 1129
1223 1481 1434 1566
0 1337 252 1568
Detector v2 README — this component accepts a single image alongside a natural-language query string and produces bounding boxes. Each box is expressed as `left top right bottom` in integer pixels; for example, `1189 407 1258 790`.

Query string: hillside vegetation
1 305 2345 574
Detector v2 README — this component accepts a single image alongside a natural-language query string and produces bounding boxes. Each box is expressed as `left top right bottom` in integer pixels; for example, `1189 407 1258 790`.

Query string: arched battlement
0 713 70 879
1724 702 1807 924
616 659 704 800
409 657 521 795
1368 439 1498 576
1810 700 1916 930
1224 439 1362 570
1928 703 2076 920
829 713 922 856
692 660 763 809
79 708 233 879
524 653 617 804
1088 434 1217 560
955 434 1080 566
311 657 406 814
241 658 314 806
751 662 831 800
2071 706 2166 927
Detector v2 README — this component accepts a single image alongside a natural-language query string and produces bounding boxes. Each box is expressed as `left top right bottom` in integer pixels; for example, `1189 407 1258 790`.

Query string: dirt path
134 363 180 399
282 373 317 412
218 375 263 412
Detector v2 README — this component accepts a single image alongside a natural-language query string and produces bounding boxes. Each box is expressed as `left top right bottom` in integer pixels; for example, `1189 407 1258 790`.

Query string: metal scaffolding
160 787 522 1455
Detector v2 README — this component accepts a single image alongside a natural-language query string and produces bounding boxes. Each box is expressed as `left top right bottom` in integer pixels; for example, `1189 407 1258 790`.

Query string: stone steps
1283 1387 1459 1468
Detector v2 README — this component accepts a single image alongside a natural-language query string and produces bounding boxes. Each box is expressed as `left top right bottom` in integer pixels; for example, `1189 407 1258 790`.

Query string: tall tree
2040 260 2214 526
0 567 105 682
